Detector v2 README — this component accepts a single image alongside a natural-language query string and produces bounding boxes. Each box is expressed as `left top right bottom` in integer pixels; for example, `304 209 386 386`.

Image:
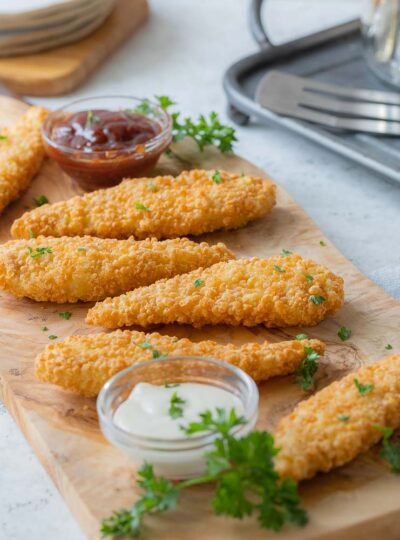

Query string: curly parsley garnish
58 311 72 320
280 249 292 256
135 202 150 212
385 344 393 350
139 96 237 153
374 425 400 473
33 195 49 207
295 346 320 391
310 295 325 305
27 246 52 259
168 392 186 419
193 278 205 288
211 170 222 184
353 378 374 396
101 408 307 538
338 326 351 341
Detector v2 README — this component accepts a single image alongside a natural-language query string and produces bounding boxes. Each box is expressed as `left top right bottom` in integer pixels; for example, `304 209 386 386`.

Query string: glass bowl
42 96 172 191
97 356 259 479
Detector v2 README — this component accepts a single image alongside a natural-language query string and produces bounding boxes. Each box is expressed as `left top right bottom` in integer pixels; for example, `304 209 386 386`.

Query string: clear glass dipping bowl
97 356 259 479
42 96 172 191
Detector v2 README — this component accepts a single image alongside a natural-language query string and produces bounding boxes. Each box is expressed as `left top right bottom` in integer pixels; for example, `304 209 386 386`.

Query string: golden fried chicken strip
11 169 276 240
0 106 48 215
0 236 233 303
34 329 325 397
274 354 400 482
86 254 344 329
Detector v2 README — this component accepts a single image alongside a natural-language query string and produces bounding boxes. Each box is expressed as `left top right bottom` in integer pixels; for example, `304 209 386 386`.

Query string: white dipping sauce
114 382 244 439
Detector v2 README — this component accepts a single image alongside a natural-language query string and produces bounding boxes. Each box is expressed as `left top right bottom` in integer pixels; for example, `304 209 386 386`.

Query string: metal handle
249 0 272 49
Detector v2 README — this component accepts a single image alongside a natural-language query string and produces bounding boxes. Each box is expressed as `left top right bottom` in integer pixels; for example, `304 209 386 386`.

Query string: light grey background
1 1 399 539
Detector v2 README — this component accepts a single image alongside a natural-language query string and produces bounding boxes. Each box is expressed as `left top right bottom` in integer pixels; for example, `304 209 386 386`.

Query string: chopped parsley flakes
135 202 151 212
59 311 72 320
34 195 49 207
194 278 205 288
169 392 186 419
338 326 351 341
353 378 374 396
280 249 292 256
309 295 325 305
211 170 222 184
273 264 285 273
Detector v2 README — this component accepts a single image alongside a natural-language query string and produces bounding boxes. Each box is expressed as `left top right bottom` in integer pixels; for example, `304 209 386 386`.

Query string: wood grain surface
0 0 148 96
1 97 400 540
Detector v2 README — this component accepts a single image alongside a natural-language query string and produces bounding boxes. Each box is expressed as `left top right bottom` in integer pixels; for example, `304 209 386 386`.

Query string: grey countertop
1 1 399 538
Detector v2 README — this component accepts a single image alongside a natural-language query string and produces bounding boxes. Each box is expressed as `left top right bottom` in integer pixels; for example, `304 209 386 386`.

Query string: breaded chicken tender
0 236 233 303
11 169 276 240
34 329 325 397
0 106 48 215
274 355 400 482
86 254 344 329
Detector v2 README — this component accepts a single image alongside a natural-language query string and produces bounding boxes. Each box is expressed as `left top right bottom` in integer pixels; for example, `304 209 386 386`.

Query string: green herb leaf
41 326 48 332
86 110 100 124
133 99 153 115
304 273 314 282
77 247 87 252
0 134 7 140
212 170 222 184
135 202 151 212
353 378 374 396
337 414 350 422
137 339 152 349
280 249 292 256
319 240 326 246
156 96 237 153
101 408 307 537
273 264 285 273
296 333 309 341
194 278 205 288
28 228 36 239
152 350 166 359
374 425 400 473
309 295 326 305
385 344 393 350
295 346 320 391
148 183 157 191
338 326 351 341
58 311 72 320
169 392 186 419
34 195 49 207
48 335 58 340
27 246 53 259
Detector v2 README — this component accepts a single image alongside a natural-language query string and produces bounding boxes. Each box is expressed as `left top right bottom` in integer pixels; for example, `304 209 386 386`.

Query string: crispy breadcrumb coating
86 254 344 329
11 169 276 240
0 106 48 215
34 329 325 397
0 236 233 303
274 354 400 482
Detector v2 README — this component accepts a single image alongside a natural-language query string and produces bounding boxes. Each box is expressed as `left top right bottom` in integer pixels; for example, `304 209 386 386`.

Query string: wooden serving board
1 97 400 540
0 0 148 96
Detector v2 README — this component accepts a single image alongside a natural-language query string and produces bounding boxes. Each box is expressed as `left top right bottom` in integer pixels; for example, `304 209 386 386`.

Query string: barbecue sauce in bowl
42 97 172 190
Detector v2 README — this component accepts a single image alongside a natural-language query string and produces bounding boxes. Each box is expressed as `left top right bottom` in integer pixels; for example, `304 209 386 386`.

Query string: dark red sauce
43 109 171 190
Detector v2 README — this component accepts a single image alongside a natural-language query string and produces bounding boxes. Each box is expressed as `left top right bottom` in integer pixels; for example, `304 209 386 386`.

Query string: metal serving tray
223 0 400 186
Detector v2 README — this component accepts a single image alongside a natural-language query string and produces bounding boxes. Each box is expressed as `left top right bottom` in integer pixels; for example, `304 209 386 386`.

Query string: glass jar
97 356 259 479
363 0 400 87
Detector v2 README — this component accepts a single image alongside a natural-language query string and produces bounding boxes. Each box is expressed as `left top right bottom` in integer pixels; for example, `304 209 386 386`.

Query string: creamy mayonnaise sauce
114 382 244 439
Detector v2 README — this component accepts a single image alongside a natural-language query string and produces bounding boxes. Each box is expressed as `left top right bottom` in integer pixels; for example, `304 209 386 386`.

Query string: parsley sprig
101 408 307 537
353 378 374 396
168 392 186 419
27 246 52 259
135 96 237 153
374 425 400 473
295 346 320 391
33 195 49 207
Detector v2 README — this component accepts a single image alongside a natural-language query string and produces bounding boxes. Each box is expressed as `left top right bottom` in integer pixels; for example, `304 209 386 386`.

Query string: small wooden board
1 98 400 540
0 0 148 96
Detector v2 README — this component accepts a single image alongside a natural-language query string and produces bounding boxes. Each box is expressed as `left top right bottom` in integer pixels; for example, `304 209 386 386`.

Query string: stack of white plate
0 0 115 56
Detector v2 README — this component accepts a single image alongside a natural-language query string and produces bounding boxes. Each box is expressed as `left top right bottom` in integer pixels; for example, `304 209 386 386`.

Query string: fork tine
299 92 400 122
270 71 400 105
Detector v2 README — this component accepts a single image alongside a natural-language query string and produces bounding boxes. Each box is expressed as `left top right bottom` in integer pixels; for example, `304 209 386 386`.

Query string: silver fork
255 71 400 135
